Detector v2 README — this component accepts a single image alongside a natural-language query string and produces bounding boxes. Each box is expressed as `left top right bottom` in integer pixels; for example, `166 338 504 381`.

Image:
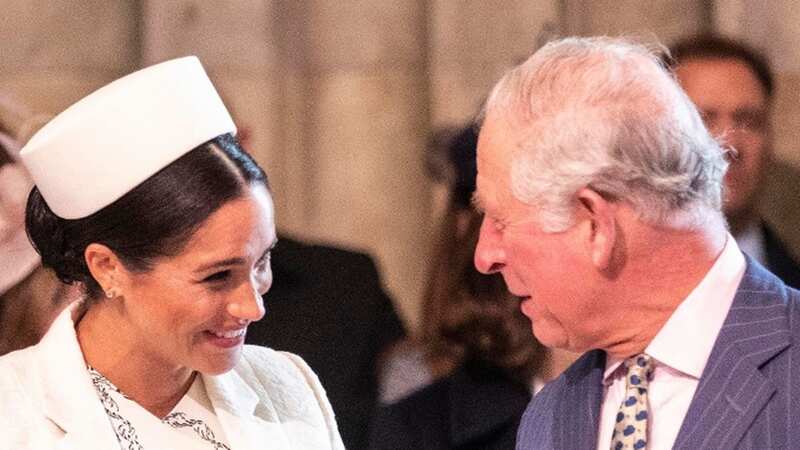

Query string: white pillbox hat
20 56 236 219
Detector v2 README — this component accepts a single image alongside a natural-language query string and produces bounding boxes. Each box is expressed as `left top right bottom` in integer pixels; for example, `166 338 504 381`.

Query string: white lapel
33 303 120 450
202 369 293 450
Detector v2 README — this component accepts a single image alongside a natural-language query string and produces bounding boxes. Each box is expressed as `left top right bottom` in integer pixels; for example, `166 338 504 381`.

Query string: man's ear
575 187 616 270
84 243 125 295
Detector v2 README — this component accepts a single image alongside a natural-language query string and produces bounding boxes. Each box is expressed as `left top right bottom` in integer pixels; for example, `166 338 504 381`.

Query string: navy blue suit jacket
517 258 800 449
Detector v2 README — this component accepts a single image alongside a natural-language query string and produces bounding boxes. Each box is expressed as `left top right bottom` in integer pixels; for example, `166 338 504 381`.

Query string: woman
371 125 576 449
0 96 75 355
0 57 344 449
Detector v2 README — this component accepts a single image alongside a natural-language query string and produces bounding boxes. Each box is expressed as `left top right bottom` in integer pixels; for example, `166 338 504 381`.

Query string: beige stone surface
305 68 433 327
300 0 426 71
3 0 742 331
269 70 316 234
772 72 800 168
714 0 800 72
0 71 117 116
428 0 560 126
1 0 138 72
566 0 706 44
211 75 279 169
141 0 275 70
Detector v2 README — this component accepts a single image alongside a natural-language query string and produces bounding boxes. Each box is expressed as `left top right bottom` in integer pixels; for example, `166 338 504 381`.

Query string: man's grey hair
483 37 728 232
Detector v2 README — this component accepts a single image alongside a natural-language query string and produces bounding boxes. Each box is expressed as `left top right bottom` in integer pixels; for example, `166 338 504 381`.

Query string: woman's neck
76 302 195 418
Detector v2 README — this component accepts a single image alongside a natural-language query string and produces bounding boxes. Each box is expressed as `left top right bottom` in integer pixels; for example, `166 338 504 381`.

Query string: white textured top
597 235 746 450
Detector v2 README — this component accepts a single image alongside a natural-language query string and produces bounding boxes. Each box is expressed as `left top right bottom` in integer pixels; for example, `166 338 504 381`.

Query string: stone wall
5 0 800 330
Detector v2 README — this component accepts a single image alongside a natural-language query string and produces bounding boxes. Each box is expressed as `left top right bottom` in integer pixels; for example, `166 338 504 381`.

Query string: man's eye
256 253 271 269
492 218 506 232
203 270 231 283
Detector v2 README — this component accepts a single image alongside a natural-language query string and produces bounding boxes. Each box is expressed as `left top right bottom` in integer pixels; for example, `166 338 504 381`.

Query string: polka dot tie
610 354 654 450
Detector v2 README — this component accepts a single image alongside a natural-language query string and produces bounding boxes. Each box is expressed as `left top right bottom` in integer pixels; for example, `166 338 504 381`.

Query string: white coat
0 304 345 450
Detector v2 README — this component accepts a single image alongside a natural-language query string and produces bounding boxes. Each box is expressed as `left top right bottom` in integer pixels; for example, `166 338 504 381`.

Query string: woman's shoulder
235 345 344 448
0 346 54 444
238 344 318 384
0 343 39 387
235 345 329 414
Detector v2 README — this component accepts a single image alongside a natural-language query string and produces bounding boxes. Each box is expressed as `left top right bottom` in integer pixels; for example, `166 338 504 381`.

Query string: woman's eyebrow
194 238 279 273
194 257 246 273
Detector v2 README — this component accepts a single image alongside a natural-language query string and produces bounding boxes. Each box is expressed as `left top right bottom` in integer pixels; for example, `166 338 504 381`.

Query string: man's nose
474 217 505 274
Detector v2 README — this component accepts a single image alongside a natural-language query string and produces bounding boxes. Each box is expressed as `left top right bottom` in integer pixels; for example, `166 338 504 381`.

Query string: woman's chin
195 348 242 375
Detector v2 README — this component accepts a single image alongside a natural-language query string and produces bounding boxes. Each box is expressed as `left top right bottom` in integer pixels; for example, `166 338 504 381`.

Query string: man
668 34 800 288
473 37 800 449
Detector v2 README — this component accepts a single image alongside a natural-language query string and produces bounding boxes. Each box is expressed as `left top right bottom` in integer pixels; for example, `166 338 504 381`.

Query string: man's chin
532 323 569 350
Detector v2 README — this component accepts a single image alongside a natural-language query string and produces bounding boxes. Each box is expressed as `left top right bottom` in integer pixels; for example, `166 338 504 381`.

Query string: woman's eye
203 270 231 283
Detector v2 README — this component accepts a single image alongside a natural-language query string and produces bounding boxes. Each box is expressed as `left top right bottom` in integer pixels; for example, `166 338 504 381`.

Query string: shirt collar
603 234 745 382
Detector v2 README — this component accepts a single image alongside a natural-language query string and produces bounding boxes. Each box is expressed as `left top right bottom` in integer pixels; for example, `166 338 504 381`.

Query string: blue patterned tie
610 354 654 450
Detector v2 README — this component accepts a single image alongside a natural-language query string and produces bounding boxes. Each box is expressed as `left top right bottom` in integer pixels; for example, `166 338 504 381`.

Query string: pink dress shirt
596 235 745 450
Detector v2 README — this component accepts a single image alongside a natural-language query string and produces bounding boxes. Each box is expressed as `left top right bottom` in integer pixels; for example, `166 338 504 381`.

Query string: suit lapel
553 350 606 449
203 368 293 450
36 304 120 450
674 261 791 449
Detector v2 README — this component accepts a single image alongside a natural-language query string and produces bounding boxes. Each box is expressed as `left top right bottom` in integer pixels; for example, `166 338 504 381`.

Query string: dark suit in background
516 259 800 449
247 236 406 450
763 222 800 289
369 359 530 450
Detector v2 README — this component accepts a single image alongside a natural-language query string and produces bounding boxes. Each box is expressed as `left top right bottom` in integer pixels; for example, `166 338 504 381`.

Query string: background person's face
675 57 771 225
116 184 276 376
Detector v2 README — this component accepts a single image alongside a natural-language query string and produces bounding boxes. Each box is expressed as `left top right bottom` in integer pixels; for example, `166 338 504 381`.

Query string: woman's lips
204 328 246 348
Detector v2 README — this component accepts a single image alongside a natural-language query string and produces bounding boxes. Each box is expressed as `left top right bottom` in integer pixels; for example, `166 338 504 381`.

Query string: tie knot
623 354 654 386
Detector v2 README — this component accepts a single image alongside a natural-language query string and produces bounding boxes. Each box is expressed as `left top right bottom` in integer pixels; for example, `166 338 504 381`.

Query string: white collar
604 234 745 380
32 302 290 450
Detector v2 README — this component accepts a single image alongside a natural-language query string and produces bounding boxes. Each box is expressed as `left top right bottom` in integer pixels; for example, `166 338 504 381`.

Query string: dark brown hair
666 34 774 100
421 125 545 384
25 133 268 299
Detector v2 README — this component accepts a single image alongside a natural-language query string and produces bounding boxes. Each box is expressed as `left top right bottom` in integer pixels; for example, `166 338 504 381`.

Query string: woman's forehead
172 186 276 263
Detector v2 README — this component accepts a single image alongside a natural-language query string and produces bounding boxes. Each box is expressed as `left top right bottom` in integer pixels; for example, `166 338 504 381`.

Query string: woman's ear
575 187 616 270
84 243 125 296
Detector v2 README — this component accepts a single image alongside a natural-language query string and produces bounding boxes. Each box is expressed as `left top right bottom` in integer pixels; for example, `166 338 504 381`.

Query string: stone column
0 0 139 115
562 0 707 43
275 0 433 329
140 0 281 176
428 0 561 128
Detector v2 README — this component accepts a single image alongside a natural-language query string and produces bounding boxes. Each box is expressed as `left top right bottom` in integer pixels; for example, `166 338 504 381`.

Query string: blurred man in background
668 34 800 288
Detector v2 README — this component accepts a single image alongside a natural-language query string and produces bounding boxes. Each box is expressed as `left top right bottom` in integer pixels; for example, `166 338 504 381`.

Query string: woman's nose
226 286 265 322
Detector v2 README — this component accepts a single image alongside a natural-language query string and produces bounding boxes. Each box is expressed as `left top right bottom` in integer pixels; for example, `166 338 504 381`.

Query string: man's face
473 112 604 352
674 57 771 224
